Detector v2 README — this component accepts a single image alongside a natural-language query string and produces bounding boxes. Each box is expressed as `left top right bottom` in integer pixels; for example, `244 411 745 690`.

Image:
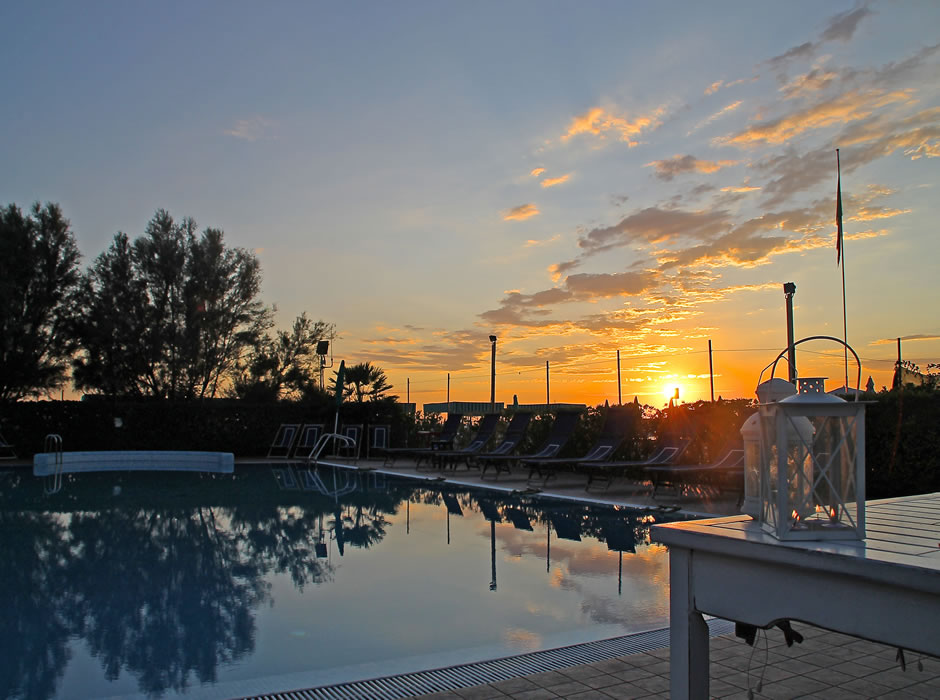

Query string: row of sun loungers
267 422 391 463
267 408 745 498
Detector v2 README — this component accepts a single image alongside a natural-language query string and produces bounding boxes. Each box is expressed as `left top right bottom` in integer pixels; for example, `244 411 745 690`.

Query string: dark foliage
0 203 82 401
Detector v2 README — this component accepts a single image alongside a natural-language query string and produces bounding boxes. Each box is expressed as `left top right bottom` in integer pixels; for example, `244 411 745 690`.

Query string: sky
2 1 938 407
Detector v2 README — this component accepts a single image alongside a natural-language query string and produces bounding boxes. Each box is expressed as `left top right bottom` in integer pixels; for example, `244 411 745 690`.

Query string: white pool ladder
43 434 64 495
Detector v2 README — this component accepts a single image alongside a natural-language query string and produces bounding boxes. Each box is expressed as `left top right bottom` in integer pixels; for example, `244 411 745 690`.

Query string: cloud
872 334 940 345
548 259 582 282
720 185 761 193
530 167 545 177
223 116 276 141
688 100 743 135
541 174 571 188
780 67 840 99
766 5 872 74
524 234 561 248
717 88 914 148
767 42 816 73
503 203 540 221
561 105 668 146
576 206 732 257
646 155 739 181
705 80 725 96
821 5 873 43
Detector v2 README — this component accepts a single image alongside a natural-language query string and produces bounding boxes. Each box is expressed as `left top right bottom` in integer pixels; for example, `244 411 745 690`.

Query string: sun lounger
291 423 325 459
645 447 744 500
432 413 502 469
463 411 533 472
524 405 636 483
365 424 391 460
268 424 301 458
382 413 464 467
478 411 581 478
582 437 690 490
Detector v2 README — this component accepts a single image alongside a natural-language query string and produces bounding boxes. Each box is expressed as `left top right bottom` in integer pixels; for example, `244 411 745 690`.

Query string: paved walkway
407 626 940 699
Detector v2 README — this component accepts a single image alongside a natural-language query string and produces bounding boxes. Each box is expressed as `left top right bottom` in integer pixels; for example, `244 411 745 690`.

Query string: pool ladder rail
43 433 64 495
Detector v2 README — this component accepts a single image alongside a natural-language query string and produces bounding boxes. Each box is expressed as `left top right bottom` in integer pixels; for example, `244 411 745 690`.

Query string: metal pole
407 377 410 404
447 373 450 403
838 149 849 391
546 361 550 404
489 335 497 406
617 350 622 405
784 282 797 383
708 340 714 402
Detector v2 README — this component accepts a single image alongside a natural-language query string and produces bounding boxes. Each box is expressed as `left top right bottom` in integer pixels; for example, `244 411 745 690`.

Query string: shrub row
2 391 936 499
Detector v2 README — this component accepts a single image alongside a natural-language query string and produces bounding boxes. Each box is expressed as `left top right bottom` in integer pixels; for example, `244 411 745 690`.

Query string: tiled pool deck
406 626 940 699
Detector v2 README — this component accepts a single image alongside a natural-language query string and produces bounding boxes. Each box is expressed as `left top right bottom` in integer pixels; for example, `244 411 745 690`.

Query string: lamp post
489 335 497 407
783 282 797 384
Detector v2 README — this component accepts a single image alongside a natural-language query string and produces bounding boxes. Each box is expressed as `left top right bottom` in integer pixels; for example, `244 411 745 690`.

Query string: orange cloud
503 203 539 221
561 105 667 146
718 89 915 147
720 185 761 193
530 167 545 177
646 155 739 181
541 174 570 188
524 234 560 248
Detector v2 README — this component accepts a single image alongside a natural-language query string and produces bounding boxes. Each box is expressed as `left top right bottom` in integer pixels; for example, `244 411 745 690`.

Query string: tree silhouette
0 202 81 401
341 361 397 402
72 210 270 399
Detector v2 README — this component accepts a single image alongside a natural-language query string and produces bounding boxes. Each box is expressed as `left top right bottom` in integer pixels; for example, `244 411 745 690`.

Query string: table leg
670 547 709 699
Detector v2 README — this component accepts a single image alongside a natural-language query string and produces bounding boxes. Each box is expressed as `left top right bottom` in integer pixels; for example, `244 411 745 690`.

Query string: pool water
0 465 689 700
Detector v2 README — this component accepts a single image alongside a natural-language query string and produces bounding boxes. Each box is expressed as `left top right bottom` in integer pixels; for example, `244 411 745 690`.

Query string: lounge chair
463 411 533 472
523 405 636 484
431 413 501 470
645 446 744 500
582 436 690 490
267 424 300 459
291 423 326 459
365 424 391 460
478 411 581 478
381 413 464 467
336 424 363 462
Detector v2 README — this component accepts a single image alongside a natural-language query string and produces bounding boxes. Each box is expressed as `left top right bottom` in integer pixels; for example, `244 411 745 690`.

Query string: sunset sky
2 1 938 407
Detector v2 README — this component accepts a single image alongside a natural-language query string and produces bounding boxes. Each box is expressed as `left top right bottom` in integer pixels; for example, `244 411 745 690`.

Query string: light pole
783 283 797 384
489 335 497 407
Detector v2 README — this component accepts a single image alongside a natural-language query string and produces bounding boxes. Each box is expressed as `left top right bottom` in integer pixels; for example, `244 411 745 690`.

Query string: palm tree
341 362 396 402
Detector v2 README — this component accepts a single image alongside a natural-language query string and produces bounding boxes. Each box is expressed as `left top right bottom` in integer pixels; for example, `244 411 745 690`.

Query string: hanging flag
836 150 843 266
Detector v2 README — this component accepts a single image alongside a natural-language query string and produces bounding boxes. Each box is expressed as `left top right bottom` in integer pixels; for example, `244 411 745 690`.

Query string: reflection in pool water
0 465 689 699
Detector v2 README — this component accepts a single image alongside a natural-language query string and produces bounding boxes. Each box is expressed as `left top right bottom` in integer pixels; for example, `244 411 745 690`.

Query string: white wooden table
652 492 940 699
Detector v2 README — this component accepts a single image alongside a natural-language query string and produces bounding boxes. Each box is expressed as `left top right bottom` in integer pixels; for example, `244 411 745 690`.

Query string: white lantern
758 376 867 540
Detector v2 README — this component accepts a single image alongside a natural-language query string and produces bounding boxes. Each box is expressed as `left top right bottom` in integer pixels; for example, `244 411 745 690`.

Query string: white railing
43 434 64 495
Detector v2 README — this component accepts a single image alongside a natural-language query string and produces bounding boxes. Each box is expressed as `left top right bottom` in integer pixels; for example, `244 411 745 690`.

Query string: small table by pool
652 492 940 700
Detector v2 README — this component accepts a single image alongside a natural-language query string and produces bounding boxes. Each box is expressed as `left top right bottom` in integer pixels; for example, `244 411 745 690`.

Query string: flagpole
837 149 849 390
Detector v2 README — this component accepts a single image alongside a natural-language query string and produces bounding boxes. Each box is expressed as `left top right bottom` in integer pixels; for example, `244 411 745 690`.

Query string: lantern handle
760 335 862 401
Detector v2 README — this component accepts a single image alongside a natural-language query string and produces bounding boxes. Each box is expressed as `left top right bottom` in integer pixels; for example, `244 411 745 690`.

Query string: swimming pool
0 465 690 699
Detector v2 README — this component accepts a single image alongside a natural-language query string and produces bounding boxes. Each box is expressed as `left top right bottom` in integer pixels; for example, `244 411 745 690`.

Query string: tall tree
0 203 81 401
71 233 151 397
73 210 269 399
